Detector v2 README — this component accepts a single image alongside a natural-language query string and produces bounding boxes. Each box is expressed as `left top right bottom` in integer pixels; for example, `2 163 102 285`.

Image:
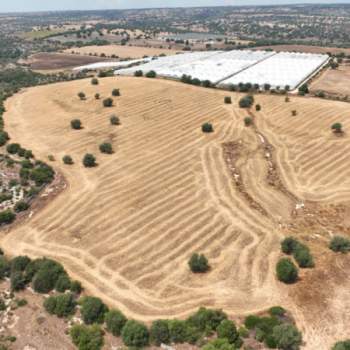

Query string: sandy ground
253 44 350 55
65 45 180 58
310 65 350 96
2 77 350 349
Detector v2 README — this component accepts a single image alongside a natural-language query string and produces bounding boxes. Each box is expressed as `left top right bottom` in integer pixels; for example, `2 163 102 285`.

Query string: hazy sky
1 0 349 13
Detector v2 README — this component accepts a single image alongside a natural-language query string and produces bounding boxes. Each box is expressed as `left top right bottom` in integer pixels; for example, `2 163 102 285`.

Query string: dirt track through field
2 77 350 349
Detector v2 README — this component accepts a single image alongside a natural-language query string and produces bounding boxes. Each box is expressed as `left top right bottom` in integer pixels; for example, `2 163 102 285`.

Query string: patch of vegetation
71 119 82 130
331 122 343 134
103 97 113 107
110 115 120 125
112 89 120 97
255 104 261 111
276 258 298 284
281 237 314 268
78 92 86 100
0 210 16 225
70 324 104 350
134 70 143 77
145 70 157 78
224 96 232 104
332 340 350 350
63 155 74 165
44 293 76 318
83 154 97 168
239 95 254 108
91 78 99 85
150 320 170 345
202 123 214 133
105 309 127 336
80 296 108 325
122 320 150 347
244 116 253 126
188 253 209 273
329 236 350 253
99 143 113 154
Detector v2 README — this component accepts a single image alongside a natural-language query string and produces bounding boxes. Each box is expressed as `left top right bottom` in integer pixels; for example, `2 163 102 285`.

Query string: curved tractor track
2 77 350 349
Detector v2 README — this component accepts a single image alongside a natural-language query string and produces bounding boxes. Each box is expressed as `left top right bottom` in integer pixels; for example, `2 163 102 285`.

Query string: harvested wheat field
2 77 350 349
310 65 350 96
65 45 179 58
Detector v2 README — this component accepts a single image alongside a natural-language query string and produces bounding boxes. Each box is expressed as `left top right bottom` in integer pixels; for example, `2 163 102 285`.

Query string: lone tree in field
244 117 253 127
255 104 261 111
91 78 99 85
134 70 143 77
63 155 73 165
329 236 350 253
188 253 209 273
83 154 97 168
224 96 232 104
331 122 343 134
99 143 113 154
103 98 113 107
110 115 120 125
78 92 86 100
145 70 157 78
71 119 82 130
276 258 298 284
202 123 214 133
95 93 100 100
239 95 254 108
112 89 120 97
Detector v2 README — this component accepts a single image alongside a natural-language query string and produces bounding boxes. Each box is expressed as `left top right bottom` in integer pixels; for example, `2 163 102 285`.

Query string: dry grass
310 65 350 96
65 45 180 58
3 77 350 349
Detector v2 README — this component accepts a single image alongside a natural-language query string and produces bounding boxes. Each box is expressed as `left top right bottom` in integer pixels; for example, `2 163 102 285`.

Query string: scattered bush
63 155 73 165
78 92 86 100
83 154 97 168
269 306 286 317
95 93 100 100
281 237 299 255
10 271 26 291
285 97 290 102
99 143 113 154
71 119 82 130
331 122 343 134
112 89 120 97
168 319 189 343
332 340 350 350
122 320 149 347
70 324 104 350
244 117 253 126
272 323 302 350
239 95 254 108
105 309 127 336
293 245 314 268
0 131 9 146
91 78 99 85
110 115 120 125
188 253 209 273
0 257 10 279
80 296 108 325
0 210 16 225
255 104 261 111
276 258 298 284
11 256 31 273
103 98 113 107
44 293 76 318
150 320 170 346
202 123 214 133
6 143 20 154
291 110 297 116
14 201 29 213
29 162 55 186
55 274 71 292
70 280 83 294
217 319 239 344
145 70 157 78
134 70 143 77
224 96 232 104
298 83 309 95
329 236 350 253
202 338 236 350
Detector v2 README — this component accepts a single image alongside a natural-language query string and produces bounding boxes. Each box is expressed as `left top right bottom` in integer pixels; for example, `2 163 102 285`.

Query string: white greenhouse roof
115 50 329 90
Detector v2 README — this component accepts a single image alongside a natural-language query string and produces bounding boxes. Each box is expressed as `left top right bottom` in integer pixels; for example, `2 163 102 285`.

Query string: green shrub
187 307 227 332
217 319 238 344
276 258 298 284
0 298 6 311
331 123 343 134
105 309 127 336
244 117 253 126
202 123 214 133
330 236 350 253
0 210 16 225
188 253 209 273
238 326 249 338
6 143 20 154
281 237 299 255
55 274 71 292
121 320 149 347
103 98 113 107
239 95 254 108
80 296 108 325
224 96 232 104
146 70 157 78
63 155 73 165
30 162 55 186
110 115 120 125
272 323 302 350
32 259 66 293
78 92 86 100
293 245 314 268
95 93 100 100
99 143 113 154
83 154 97 168
333 340 350 350
44 293 76 318
14 201 30 213
0 257 11 279
70 280 83 294
71 119 82 130
255 104 261 111
70 324 104 350
298 83 309 94
168 319 188 343
10 271 26 291
112 89 120 97
150 320 170 346
91 78 99 85
11 256 31 273
269 306 286 317
134 70 143 77
202 338 236 350
0 131 9 146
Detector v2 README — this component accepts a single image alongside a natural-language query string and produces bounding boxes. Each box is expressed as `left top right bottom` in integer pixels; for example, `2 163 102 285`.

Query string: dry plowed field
3 77 350 349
